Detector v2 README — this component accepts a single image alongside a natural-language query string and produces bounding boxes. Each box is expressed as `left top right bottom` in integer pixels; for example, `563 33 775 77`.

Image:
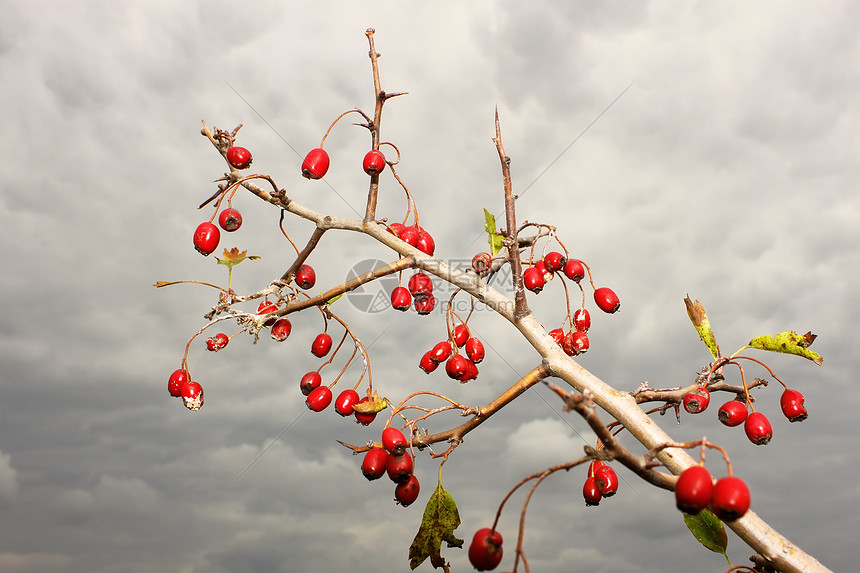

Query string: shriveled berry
206 333 229 351
226 146 252 169
710 476 750 521
361 447 389 481
544 251 566 273
390 286 412 311
468 528 503 572
408 272 433 299
465 337 485 364
295 264 316 290
334 389 360 417
562 259 585 282
453 324 470 347
193 222 220 256
311 333 333 357
718 400 749 427
472 252 492 274
573 308 591 332
780 389 808 422
180 380 204 411
300 371 322 396
386 452 414 483
583 476 601 506
419 351 439 374
394 475 420 506
218 208 243 232
168 369 188 398
683 388 710 414
306 386 333 412
270 317 292 341
675 466 714 515
362 149 386 175
382 427 408 454
744 411 773 445
523 266 545 293
301 147 330 179
414 294 436 315
594 287 620 313
594 465 619 497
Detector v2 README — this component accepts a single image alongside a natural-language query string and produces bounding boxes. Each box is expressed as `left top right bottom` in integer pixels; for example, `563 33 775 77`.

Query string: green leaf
408 479 463 570
684 509 728 555
483 208 504 257
684 296 720 359
743 331 823 366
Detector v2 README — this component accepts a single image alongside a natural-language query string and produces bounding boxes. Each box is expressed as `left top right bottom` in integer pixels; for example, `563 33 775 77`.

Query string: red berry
414 294 436 315
193 222 220 256
780 389 808 422
419 351 439 374
206 332 229 352
394 474 420 506
408 272 433 299
445 354 471 381
388 222 406 237
362 149 386 175
386 452 414 483
683 388 710 414
311 333 333 357
744 412 773 445
465 337 485 364
588 460 606 478
354 396 378 425
544 251 566 273
523 266 545 293
390 286 412 311
710 476 751 521
218 208 243 232
562 259 585 282
472 252 492 274
548 328 565 345
468 528 504 572
168 369 188 398
301 148 330 179
453 324 470 347
226 146 252 169
361 447 389 481
562 331 589 356
594 287 620 314
382 427 408 454
270 317 292 341
675 466 714 515
180 380 204 411
583 476 602 506
295 264 316 290
573 308 591 332
430 341 453 363
334 389 360 417
718 400 749 427
534 260 553 282
594 465 619 497
256 300 279 326
306 386 333 412
398 225 419 247
463 358 479 381
415 227 436 256
300 371 322 396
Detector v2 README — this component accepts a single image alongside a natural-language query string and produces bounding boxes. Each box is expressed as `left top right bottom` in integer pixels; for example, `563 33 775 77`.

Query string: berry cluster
360 427 420 506
582 460 619 506
418 323 485 383
675 465 751 522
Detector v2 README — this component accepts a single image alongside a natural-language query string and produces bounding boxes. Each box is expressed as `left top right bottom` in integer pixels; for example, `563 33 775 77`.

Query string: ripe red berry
386 452 414 483
465 337 485 364
562 259 585 282
453 324 470 347
588 460 606 477
306 386 333 412
311 333 333 357
544 251 566 273
472 252 492 274
353 396 378 425
362 149 386 175
218 208 243 232
414 294 436 315
334 389 360 417
549 328 565 345
407 272 433 299
390 286 412 311
415 227 436 256
583 476 602 506
463 358 479 381
226 146 252 169
718 400 749 427
361 447 389 481
180 380 204 411
445 354 471 381
419 351 439 374
744 412 773 445
780 389 808 422
301 147 330 179
594 465 619 497
300 371 322 396
168 369 188 398
523 266 545 293
430 341 453 363
256 300 279 326
573 308 591 332
206 333 229 352
295 264 316 290
594 287 620 314
710 476 751 521
270 317 292 341
468 528 504 572
675 466 714 515
193 222 220 256
683 388 710 414
562 331 589 356
388 222 406 237
382 427 408 454
394 474 420 507
534 260 553 282
398 225 419 247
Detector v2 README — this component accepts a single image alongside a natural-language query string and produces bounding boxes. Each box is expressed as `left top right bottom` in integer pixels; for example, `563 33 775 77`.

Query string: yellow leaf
745 331 823 366
684 296 720 359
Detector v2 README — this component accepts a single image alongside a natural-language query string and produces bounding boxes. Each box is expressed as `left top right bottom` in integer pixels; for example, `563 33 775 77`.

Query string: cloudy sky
1 1 858 572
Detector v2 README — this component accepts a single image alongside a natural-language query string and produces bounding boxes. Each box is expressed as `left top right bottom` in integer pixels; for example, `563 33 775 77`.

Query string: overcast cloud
1 1 858 572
